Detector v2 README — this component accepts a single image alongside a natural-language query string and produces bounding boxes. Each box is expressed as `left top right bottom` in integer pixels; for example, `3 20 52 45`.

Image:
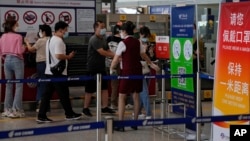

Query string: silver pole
196 72 201 141
96 73 102 141
105 116 114 141
161 65 166 119
195 3 202 141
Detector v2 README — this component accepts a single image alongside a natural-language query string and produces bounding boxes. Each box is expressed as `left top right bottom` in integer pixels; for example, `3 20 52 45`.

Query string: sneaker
145 116 152 119
101 107 116 114
1 109 12 117
36 101 40 113
110 104 117 110
65 113 82 120
82 108 93 117
9 110 25 118
138 114 146 119
36 117 53 123
125 104 133 110
36 101 51 113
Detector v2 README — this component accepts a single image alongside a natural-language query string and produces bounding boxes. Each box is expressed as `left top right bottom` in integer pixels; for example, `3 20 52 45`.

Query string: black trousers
38 75 74 117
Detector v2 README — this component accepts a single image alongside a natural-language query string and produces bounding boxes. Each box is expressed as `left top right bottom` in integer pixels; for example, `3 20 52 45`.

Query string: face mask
39 31 43 38
100 28 106 36
14 27 19 32
120 33 124 39
63 32 69 38
141 38 148 43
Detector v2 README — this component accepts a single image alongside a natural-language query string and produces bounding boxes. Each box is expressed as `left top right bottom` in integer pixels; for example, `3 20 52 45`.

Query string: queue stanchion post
105 116 114 141
96 73 102 141
196 72 201 141
167 103 186 141
161 63 166 120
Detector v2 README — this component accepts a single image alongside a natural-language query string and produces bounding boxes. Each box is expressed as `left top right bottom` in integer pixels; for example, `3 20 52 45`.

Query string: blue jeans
36 61 46 101
139 78 151 116
4 55 24 110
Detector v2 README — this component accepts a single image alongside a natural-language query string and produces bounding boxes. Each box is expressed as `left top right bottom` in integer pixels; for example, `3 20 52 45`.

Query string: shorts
85 70 108 93
118 69 142 94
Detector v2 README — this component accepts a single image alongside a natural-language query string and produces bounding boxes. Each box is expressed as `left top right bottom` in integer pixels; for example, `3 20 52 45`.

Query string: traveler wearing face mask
82 20 115 117
24 24 52 112
36 21 82 123
137 26 159 120
0 18 26 118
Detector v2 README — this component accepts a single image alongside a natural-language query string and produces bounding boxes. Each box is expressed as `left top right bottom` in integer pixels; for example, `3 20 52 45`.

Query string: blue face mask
63 32 69 38
100 28 106 36
141 37 148 43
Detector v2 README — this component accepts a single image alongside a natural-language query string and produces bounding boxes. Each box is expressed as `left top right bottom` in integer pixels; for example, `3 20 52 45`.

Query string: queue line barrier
0 74 198 84
0 73 215 141
0 114 250 140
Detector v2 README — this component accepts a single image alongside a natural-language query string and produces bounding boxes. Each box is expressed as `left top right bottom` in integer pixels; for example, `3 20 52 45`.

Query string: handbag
48 38 66 76
141 61 150 74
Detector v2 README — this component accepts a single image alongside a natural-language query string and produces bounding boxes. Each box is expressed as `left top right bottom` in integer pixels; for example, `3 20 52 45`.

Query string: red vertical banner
212 2 250 140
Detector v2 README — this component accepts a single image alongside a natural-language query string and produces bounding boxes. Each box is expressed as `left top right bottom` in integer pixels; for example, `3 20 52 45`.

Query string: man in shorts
82 20 115 117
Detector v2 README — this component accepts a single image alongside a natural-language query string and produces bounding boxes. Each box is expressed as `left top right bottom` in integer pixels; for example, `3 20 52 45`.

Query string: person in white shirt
36 21 81 123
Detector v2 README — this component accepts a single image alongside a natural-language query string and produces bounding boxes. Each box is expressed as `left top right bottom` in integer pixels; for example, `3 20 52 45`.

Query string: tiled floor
0 101 212 141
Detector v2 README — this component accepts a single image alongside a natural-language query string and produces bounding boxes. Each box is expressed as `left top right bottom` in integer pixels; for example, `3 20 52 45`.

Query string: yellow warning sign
204 90 212 99
150 15 156 22
120 15 127 21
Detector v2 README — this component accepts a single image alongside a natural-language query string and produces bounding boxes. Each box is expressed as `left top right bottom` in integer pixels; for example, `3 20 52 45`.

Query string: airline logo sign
155 36 169 59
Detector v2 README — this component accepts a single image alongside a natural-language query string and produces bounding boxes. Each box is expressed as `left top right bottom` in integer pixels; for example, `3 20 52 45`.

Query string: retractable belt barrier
0 72 218 139
0 114 250 139
0 73 198 84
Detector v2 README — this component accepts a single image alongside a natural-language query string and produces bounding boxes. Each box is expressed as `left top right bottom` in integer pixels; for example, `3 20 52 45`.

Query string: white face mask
14 27 19 32
39 31 43 38
100 28 106 36
141 37 148 43
120 32 125 39
63 31 69 38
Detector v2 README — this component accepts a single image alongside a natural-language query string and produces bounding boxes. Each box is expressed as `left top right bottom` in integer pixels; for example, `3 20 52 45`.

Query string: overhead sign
170 5 195 130
212 2 250 141
149 5 170 14
0 7 75 32
0 0 95 8
0 0 95 34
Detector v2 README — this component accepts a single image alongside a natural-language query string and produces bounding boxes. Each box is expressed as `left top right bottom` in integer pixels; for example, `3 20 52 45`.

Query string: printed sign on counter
155 36 169 59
